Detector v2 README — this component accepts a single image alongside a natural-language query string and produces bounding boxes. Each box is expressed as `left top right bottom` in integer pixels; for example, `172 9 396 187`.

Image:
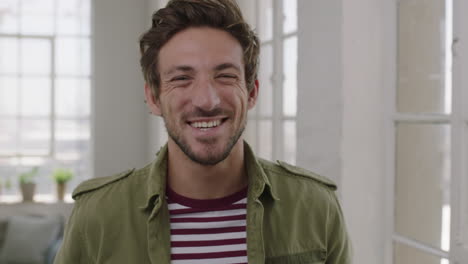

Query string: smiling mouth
188 118 228 130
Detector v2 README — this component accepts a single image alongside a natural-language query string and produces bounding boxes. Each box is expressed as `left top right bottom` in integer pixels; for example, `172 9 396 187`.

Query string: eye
170 75 191 82
217 74 237 80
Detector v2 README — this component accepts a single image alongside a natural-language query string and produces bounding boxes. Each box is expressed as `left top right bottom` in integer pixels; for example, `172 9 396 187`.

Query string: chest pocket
265 249 326 264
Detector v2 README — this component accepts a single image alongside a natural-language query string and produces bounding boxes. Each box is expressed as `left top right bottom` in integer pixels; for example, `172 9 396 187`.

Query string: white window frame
0 0 92 203
245 0 298 163
384 0 468 263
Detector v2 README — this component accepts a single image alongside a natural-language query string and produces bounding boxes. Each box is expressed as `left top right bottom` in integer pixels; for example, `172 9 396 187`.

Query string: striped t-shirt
167 186 248 264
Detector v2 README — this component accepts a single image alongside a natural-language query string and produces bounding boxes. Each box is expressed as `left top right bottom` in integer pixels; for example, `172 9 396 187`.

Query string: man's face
146 27 258 165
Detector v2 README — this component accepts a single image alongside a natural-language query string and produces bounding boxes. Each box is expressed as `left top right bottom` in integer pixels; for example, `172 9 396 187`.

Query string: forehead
158 27 244 74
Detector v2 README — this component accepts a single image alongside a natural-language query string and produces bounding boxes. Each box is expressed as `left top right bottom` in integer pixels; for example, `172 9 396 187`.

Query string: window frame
246 0 298 163
384 0 468 263
0 0 92 203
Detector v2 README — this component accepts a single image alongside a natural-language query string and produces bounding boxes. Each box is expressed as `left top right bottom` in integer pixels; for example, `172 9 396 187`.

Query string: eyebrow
163 65 195 76
163 63 241 76
214 63 241 73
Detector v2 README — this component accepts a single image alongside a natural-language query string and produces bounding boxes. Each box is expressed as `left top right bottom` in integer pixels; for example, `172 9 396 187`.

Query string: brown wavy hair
139 0 260 99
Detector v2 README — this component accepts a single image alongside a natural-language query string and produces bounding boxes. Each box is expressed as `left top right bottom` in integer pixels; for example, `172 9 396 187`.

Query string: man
55 0 351 263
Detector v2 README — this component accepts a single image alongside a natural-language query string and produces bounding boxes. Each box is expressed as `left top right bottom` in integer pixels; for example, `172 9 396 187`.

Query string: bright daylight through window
0 0 91 203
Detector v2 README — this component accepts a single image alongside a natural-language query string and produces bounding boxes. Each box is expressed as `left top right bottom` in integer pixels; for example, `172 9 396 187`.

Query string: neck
166 139 247 200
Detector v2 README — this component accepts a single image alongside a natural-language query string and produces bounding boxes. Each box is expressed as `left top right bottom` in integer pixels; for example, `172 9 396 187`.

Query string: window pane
0 119 18 155
20 78 51 117
20 0 54 35
397 0 448 114
55 119 90 161
55 78 90 117
21 38 51 75
282 0 297 34
258 120 272 160
395 123 451 250
258 0 273 42
55 37 91 76
0 0 19 34
57 0 91 36
19 119 51 155
258 44 273 116
0 77 18 115
0 158 18 196
0 37 18 74
283 121 296 164
394 242 446 264
283 36 297 116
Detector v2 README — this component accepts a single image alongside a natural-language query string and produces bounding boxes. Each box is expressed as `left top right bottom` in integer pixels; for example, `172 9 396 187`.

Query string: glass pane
394 242 446 264
21 38 51 75
283 36 297 116
20 0 54 35
19 119 51 155
20 78 51 117
55 119 90 161
395 123 451 250
57 0 91 36
0 37 18 74
0 119 18 155
397 0 448 113
258 44 273 116
258 0 273 42
55 78 90 117
55 37 91 76
0 77 18 115
283 0 297 34
258 120 272 160
0 158 19 196
283 121 296 164
0 0 19 34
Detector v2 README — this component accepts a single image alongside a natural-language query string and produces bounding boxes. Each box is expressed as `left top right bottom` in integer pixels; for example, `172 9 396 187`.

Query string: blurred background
0 0 467 263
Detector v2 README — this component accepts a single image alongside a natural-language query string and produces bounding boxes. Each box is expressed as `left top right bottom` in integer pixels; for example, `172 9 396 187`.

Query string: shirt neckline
166 185 248 209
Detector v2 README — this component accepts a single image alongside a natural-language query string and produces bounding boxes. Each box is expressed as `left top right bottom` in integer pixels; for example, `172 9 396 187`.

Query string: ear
144 83 162 116
247 79 259 110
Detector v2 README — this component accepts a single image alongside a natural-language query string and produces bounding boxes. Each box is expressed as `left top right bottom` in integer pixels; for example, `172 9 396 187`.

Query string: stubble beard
162 113 247 166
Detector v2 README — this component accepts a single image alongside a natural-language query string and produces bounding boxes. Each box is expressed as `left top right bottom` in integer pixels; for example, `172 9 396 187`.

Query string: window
244 0 298 164
0 0 91 203
388 0 468 263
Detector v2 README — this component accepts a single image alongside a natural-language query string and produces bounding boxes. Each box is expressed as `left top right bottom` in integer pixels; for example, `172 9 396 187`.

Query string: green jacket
55 142 351 264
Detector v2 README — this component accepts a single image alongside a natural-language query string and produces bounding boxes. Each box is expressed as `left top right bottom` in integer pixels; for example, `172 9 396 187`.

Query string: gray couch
0 215 63 264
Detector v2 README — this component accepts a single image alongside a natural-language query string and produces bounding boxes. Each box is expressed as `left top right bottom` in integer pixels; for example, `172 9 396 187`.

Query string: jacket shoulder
72 168 135 199
260 159 337 190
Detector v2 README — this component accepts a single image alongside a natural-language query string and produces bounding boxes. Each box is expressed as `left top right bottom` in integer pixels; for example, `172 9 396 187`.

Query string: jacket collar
139 140 278 210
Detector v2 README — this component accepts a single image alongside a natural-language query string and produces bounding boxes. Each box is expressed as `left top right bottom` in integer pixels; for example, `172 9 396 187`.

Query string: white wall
340 0 387 263
92 0 150 177
296 0 343 184
297 0 387 263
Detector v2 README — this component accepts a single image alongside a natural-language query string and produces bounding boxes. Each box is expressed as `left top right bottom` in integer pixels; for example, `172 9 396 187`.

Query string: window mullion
50 37 56 158
272 0 284 161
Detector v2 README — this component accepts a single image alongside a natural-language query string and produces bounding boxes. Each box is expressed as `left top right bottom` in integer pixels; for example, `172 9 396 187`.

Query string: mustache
183 108 232 120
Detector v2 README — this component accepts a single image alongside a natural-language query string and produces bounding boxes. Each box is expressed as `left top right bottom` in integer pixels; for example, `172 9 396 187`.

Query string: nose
191 78 221 111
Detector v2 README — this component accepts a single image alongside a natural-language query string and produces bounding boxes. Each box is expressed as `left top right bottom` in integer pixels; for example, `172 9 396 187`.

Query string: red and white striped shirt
167 186 248 264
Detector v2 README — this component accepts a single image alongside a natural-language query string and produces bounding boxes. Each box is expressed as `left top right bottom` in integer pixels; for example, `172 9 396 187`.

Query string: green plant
52 168 74 184
19 167 39 184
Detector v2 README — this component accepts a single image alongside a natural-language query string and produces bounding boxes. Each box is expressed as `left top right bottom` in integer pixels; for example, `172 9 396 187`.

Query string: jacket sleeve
53 197 89 264
326 192 352 264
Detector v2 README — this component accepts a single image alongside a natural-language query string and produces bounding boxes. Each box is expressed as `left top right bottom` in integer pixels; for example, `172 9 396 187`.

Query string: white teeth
191 119 222 129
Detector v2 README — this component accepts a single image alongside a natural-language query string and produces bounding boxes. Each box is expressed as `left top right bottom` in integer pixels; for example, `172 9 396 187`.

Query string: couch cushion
0 215 62 264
